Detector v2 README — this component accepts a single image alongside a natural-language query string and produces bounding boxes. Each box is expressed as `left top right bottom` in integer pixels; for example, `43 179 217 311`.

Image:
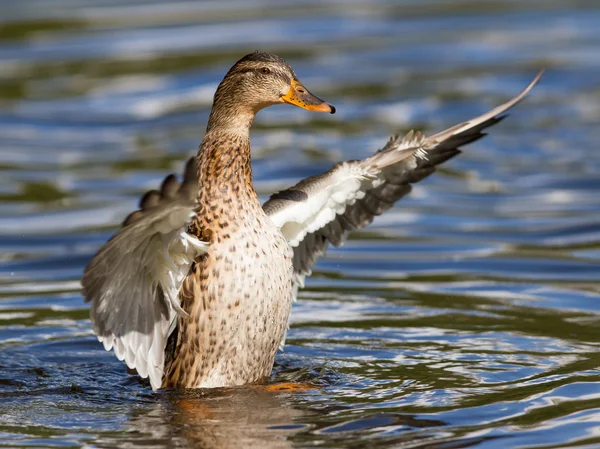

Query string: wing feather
264 71 542 289
82 158 208 390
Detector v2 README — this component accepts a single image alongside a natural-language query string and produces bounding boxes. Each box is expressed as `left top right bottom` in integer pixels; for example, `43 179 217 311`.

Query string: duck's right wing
82 158 208 390
264 71 543 291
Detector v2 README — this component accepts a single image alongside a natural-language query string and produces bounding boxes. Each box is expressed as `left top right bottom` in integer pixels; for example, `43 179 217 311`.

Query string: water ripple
1 1 599 448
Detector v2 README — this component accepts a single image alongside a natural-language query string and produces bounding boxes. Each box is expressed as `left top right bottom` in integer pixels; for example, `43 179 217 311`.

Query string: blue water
1 1 599 448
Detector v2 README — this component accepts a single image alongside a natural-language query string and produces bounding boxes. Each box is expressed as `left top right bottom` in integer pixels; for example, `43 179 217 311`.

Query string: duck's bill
282 79 335 114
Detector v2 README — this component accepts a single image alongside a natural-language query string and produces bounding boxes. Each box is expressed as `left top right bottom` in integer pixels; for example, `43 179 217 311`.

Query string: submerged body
82 52 542 390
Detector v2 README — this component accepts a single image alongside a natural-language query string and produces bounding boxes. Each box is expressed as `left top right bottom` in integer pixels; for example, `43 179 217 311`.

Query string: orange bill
282 79 335 114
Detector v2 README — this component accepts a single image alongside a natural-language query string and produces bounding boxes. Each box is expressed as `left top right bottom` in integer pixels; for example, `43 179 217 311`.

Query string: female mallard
82 52 542 390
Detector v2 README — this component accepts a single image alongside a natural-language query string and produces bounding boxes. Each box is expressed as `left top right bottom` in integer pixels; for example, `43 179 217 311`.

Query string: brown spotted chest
163 132 294 389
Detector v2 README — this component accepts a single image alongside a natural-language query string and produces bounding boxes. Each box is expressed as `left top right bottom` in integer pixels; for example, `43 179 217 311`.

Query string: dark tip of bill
329 104 336 114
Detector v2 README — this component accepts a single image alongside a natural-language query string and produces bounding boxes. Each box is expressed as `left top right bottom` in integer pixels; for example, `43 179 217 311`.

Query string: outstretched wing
82 158 208 390
264 71 543 289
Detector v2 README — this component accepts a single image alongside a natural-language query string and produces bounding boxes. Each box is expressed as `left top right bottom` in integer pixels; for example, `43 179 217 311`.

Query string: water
1 1 599 448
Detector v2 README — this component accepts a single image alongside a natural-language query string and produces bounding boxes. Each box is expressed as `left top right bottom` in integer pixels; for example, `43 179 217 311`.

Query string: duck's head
207 52 334 132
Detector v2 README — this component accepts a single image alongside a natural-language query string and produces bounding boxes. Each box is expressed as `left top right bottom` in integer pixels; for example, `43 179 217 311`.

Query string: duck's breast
165 207 294 389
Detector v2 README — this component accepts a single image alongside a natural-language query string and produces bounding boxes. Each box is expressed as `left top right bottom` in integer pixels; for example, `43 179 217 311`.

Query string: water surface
1 1 599 448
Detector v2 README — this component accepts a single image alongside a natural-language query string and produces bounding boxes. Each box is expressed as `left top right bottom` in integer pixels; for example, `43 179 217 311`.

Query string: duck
82 52 542 390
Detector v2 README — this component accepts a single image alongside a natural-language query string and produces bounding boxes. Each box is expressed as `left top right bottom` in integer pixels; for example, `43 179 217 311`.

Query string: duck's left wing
263 71 542 289
82 158 208 390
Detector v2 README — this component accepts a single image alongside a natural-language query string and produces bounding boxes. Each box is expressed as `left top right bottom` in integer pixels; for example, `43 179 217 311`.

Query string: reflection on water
123 388 306 449
1 0 600 448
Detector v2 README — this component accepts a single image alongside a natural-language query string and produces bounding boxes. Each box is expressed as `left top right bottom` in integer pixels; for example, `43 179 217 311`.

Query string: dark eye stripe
275 72 291 84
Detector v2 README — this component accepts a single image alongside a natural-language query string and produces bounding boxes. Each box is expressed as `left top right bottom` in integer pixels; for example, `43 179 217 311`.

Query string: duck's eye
260 67 271 75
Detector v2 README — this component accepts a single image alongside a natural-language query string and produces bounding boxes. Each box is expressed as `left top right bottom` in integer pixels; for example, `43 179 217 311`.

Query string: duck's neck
206 89 256 135
196 125 258 206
